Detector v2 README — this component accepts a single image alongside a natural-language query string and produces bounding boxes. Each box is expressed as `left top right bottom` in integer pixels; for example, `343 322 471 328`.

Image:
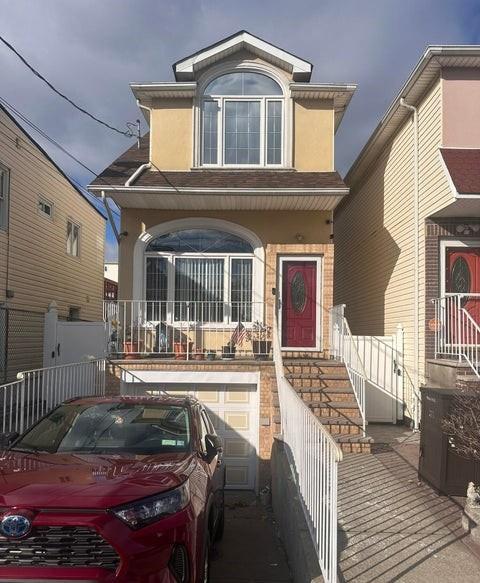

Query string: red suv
0 395 225 582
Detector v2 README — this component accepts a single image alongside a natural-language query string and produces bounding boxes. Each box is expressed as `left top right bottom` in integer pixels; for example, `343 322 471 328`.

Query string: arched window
202 71 284 167
145 228 255 323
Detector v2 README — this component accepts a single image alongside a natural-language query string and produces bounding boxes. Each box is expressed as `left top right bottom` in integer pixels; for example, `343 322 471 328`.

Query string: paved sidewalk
210 491 292 583
338 426 480 582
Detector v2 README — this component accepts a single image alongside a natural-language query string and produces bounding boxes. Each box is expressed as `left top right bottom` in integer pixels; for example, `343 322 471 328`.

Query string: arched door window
145 228 255 323
202 71 284 167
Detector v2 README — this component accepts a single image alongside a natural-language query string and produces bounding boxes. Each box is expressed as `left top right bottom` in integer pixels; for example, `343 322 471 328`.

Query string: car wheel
202 536 211 583
214 509 224 542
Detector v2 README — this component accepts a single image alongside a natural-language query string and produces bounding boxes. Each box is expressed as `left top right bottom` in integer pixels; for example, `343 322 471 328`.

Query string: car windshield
13 402 191 455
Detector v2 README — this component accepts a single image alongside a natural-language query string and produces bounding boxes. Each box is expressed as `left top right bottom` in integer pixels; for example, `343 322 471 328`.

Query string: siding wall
0 109 105 378
334 78 453 418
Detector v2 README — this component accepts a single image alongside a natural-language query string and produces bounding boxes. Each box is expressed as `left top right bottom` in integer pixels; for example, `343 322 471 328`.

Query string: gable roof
346 45 480 186
173 30 313 82
0 102 106 219
440 148 480 196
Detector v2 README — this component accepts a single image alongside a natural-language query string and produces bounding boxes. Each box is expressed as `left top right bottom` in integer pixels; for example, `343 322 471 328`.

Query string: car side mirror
0 432 19 448
205 434 222 463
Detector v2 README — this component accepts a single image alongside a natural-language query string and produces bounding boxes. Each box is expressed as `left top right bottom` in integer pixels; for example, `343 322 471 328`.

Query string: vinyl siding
0 108 105 379
335 78 453 418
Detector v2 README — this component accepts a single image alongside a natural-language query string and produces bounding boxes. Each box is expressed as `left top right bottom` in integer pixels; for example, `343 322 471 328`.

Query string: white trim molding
132 217 265 303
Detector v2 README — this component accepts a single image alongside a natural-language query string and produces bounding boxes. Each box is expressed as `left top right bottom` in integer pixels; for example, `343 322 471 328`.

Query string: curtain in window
231 259 253 322
174 258 224 321
146 257 168 320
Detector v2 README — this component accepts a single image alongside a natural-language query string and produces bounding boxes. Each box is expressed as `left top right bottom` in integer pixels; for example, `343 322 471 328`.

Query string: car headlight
112 481 190 529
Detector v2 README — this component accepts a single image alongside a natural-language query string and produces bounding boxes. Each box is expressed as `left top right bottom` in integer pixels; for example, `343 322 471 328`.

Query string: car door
199 407 224 525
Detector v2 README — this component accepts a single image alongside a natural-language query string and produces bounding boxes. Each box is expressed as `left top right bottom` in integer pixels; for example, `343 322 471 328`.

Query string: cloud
0 0 476 184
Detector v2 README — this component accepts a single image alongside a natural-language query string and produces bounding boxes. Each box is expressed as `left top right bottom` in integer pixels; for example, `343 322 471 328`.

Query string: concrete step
283 360 347 375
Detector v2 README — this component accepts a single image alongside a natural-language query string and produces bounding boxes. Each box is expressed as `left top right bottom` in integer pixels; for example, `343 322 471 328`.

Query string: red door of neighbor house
446 247 480 326
281 260 317 348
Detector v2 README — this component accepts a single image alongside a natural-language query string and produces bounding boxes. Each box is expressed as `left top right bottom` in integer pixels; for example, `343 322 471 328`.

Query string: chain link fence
0 307 45 383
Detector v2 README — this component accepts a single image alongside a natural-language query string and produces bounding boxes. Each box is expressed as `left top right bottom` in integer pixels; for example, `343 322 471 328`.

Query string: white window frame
144 251 256 327
0 162 10 231
199 81 285 168
38 196 54 220
66 219 81 257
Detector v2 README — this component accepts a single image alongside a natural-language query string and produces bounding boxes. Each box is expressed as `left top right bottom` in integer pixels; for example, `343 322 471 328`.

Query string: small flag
230 321 246 346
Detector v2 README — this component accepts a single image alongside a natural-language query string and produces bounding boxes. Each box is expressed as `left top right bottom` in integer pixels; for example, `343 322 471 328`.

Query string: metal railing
104 300 273 360
329 304 367 434
0 359 106 434
433 294 480 378
273 311 342 583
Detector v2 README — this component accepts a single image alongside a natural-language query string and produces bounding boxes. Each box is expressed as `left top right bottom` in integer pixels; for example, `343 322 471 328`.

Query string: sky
1 0 480 261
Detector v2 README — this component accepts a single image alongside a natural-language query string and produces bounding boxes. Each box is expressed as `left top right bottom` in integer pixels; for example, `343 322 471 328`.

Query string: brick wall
425 218 480 361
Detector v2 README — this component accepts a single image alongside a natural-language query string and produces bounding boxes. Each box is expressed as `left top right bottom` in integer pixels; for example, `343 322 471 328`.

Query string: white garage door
141 383 259 490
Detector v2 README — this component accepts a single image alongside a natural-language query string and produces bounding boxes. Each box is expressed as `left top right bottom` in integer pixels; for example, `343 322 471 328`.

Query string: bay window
201 71 284 167
145 229 255 324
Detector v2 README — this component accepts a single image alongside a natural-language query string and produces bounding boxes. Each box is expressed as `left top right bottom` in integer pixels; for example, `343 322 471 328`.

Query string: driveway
210 491 292 583
338 425 480 582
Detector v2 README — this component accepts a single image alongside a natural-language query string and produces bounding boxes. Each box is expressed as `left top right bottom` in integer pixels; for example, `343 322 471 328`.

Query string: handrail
433 294 480 379
273 310 341 583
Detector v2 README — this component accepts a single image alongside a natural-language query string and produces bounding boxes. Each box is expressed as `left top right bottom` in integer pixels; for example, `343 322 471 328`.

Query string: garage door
165 383 258 490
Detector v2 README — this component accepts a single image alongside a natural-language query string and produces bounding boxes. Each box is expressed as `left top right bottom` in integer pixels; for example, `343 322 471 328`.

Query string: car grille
0 526 120 570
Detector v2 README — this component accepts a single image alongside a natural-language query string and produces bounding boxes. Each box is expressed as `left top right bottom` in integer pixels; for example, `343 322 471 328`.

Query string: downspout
399 97 420 429
101 190 121 244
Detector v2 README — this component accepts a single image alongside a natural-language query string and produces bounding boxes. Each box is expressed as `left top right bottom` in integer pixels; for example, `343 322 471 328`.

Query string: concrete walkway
338 425 480 582
210 491 292 583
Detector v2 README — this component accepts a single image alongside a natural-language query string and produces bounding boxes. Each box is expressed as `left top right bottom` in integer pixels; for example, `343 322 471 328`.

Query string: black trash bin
419 386 480 496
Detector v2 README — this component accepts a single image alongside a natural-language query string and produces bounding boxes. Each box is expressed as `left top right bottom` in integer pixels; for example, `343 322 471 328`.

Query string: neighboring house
334 46 480 425
104 262 118 300
0 103 106 382
89 31 357 489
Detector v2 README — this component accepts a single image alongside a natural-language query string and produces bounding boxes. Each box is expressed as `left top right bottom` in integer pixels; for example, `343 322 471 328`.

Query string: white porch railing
273 312 341 583
329 304 367 434
0 359 106 434
433 294 480 378
104 300 273 360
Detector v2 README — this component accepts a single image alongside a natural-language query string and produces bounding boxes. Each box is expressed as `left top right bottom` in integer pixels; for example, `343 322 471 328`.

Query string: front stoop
281 358 373 454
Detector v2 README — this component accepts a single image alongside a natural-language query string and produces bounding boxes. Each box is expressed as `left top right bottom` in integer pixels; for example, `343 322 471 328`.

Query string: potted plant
123 328 139 360
194 348 205 361
246 321 272 360
222 340 236 360
206 350 216 361
173 341 194 360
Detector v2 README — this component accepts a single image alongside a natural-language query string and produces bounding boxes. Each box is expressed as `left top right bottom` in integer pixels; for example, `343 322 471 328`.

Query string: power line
0 34 135 138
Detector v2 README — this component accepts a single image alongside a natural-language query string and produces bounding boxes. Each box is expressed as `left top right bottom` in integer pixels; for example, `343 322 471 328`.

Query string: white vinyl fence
273 314 341 583
0 359 106 434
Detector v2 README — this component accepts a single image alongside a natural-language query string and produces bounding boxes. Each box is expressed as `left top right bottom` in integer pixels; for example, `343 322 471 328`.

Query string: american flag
230 321 246 346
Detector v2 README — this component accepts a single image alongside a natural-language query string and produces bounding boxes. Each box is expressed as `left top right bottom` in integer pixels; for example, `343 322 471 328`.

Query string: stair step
286 373 349 380
308 401 360 417
296 386 354 394
333 434 373 444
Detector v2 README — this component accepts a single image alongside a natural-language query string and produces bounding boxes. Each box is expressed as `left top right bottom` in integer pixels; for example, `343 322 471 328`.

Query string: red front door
281 260 317 348
446 247 480 325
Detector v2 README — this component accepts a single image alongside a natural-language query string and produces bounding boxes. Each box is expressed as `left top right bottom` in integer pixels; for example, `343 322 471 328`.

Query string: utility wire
0 34 134 138
0 107 120 219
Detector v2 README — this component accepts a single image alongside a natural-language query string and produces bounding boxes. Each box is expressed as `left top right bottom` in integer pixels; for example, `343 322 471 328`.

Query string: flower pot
194 351 205 361
174 341 194 360
206 351 216 361
252 340 272 360
222 345 236 360
123 341 139 360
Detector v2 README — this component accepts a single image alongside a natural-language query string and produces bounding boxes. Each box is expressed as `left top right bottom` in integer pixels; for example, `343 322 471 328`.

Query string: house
0 103 106 382
334 46 480 426
104 261 118 300
89 31 361 490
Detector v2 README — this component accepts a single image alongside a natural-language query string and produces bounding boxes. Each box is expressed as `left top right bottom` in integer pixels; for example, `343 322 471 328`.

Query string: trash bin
419 386 480 496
